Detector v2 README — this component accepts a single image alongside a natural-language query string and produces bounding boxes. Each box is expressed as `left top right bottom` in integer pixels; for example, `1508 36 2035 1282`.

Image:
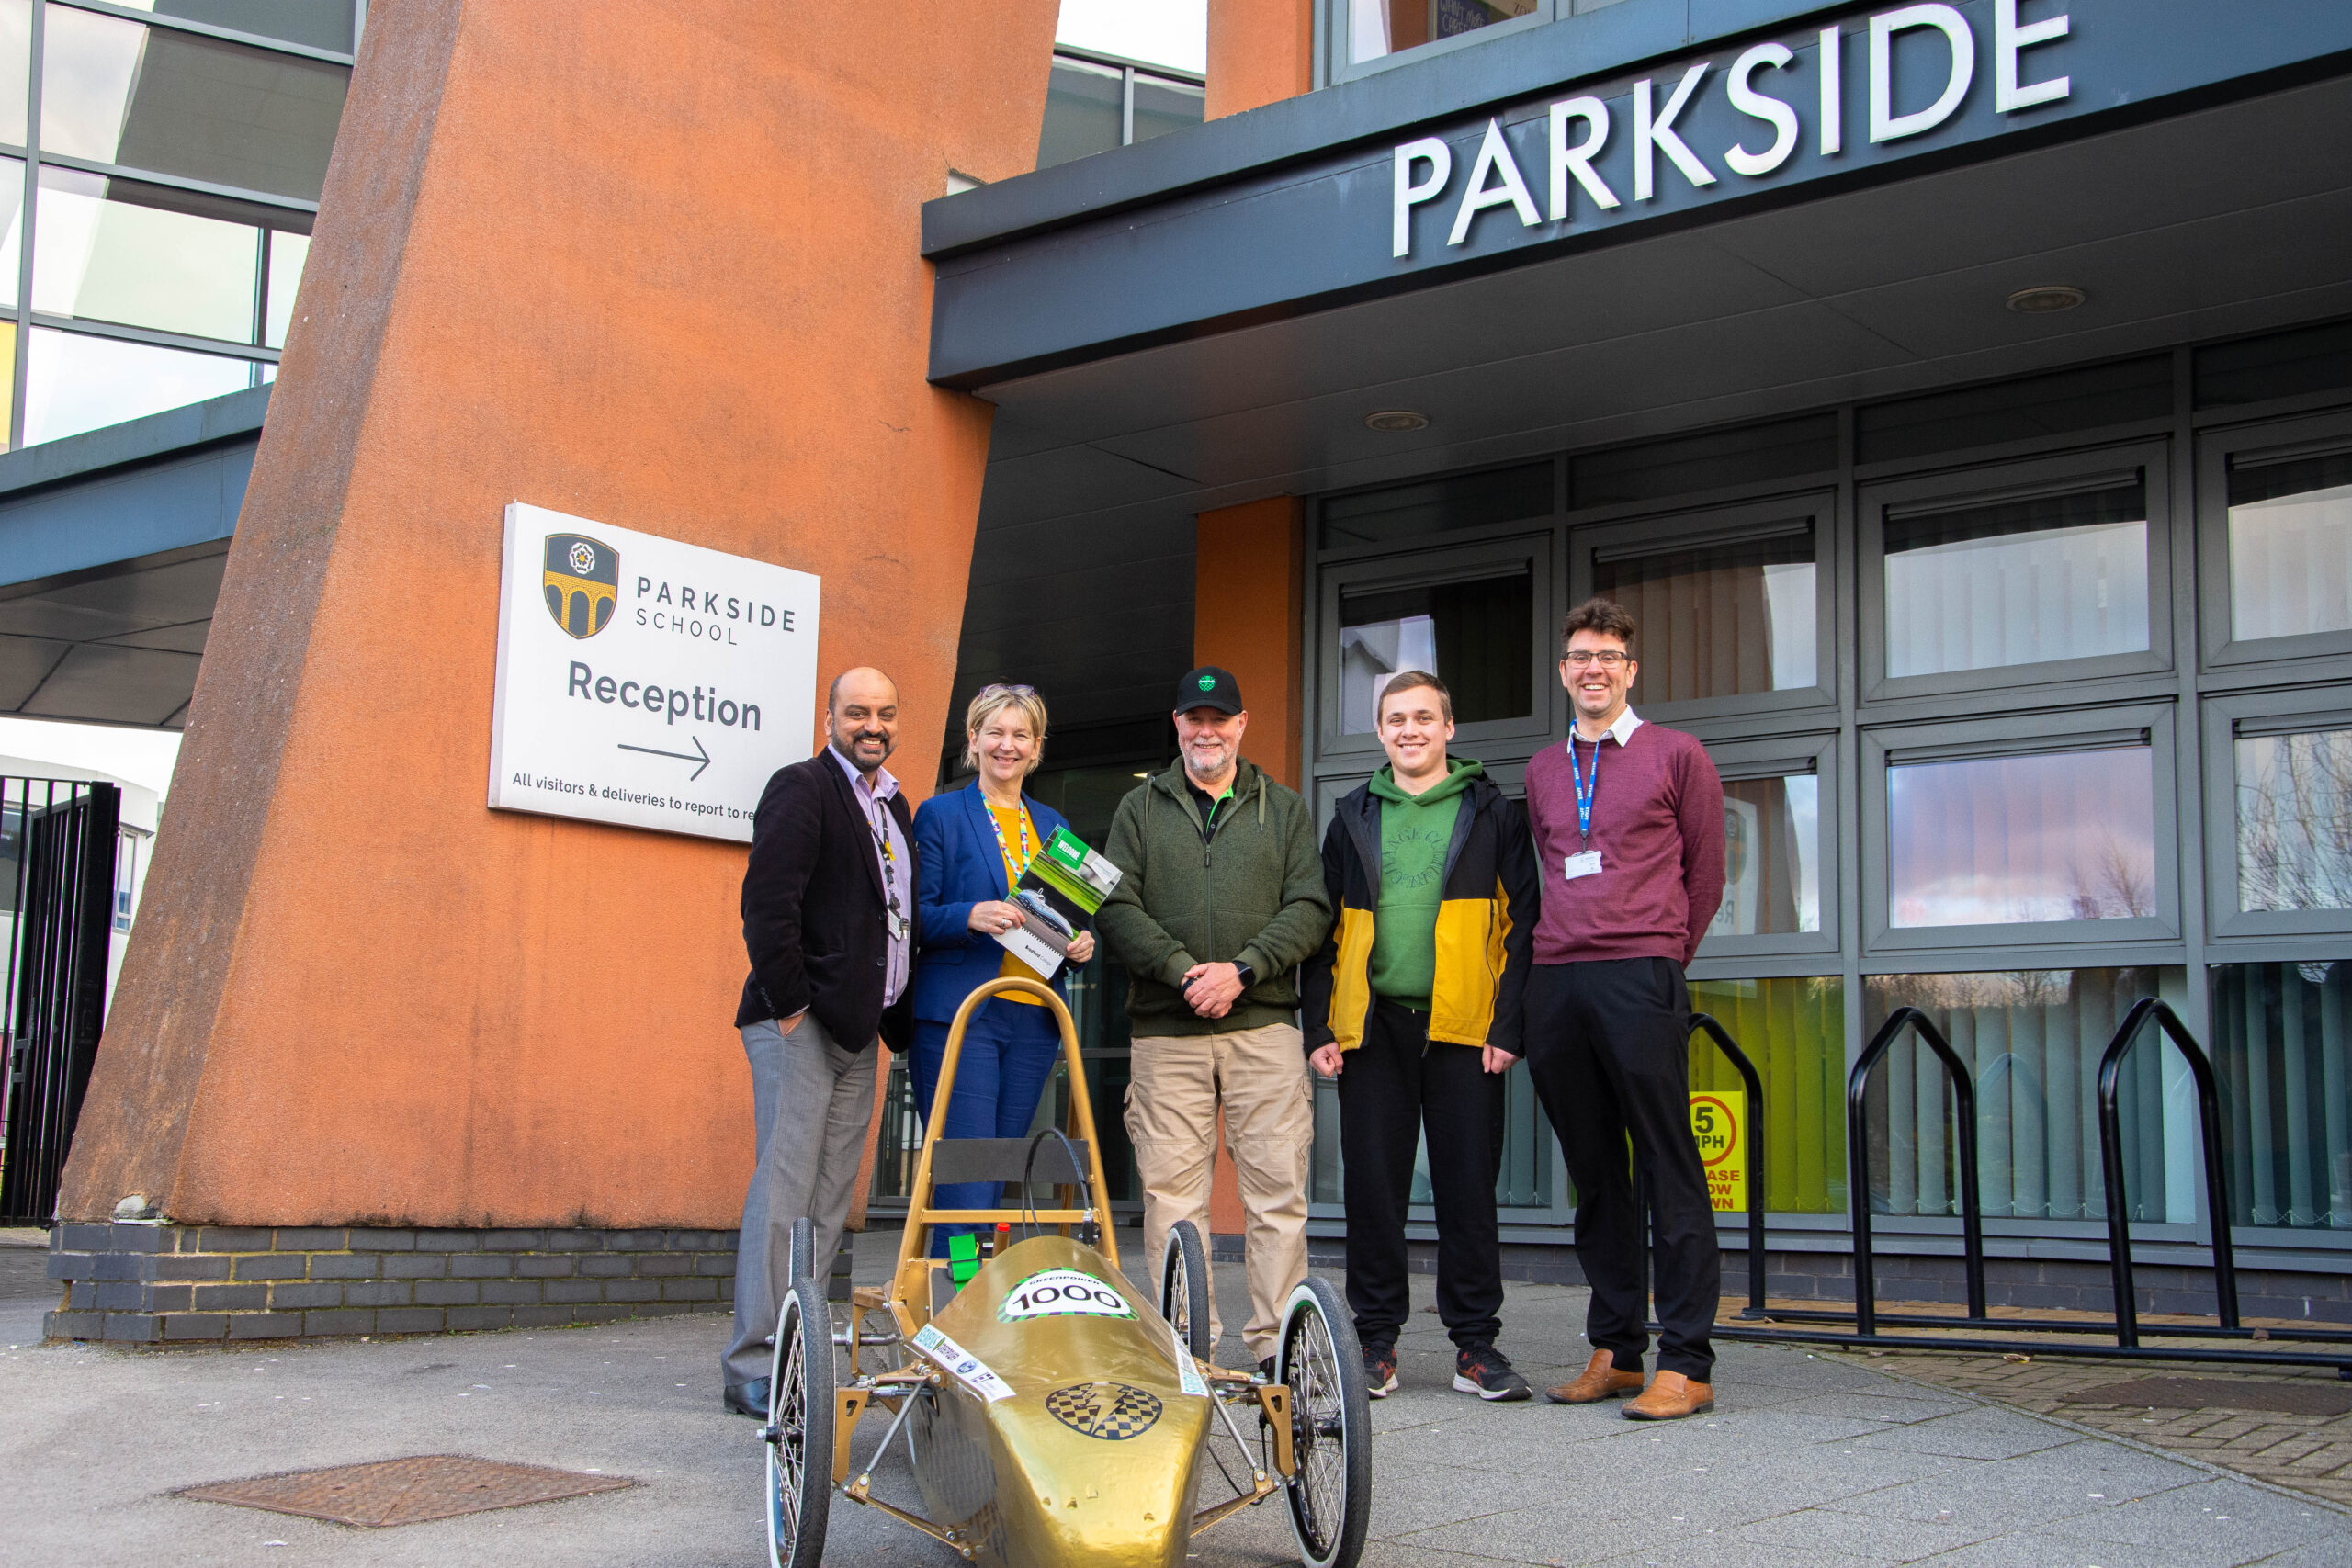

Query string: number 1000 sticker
999 1268 1136 1322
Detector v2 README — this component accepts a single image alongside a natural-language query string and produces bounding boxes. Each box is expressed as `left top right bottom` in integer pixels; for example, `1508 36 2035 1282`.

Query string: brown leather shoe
1544 1349 1644 1404
1623 1370 1714 1420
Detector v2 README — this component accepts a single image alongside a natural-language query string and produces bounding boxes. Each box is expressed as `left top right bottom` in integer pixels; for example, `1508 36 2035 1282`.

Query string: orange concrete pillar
1206 0 1316 119
58 0 1060 1226
1194 494 1306 1239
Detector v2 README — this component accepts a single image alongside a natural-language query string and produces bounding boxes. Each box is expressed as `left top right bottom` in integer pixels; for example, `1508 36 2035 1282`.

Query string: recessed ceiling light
1363 410 1430 432
2006 284 2086 314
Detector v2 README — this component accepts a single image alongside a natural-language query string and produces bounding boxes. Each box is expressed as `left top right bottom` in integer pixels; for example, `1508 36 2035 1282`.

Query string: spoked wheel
1275 1276 1371 1568
787 1215 818 1287
1160 1219 1213 1361
764 1276 834 1568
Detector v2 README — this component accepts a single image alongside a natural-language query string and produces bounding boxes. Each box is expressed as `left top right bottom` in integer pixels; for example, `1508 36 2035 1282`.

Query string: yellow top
987 799 1048 1004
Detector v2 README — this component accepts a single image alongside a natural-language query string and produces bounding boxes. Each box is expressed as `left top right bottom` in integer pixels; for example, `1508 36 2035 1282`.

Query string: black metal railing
1688 1012 1769 1317
0 777 121 1224
1849 1007 1988 1332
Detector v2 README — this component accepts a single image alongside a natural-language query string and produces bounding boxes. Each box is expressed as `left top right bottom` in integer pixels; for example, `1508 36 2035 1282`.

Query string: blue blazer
911 782 1072 1024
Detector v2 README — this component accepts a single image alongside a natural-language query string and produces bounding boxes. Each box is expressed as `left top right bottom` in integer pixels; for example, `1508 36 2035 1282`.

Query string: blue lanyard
1566 734 1600 842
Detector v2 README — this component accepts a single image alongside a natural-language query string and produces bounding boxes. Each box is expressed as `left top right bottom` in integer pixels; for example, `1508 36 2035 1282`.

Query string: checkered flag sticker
1044 1381 1163 1440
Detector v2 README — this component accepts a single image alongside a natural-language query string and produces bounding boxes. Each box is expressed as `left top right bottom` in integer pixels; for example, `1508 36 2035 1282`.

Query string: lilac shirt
829 744 911 1007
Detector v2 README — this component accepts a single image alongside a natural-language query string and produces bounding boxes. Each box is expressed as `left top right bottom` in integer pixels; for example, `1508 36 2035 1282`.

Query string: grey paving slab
1849 1402 2086 1461
1724 1504 2002 1562
2032 1477 2342 1568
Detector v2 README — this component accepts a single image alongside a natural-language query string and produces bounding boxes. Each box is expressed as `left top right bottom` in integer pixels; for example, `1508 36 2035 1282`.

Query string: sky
1057 0 1206 72
0 716 182 797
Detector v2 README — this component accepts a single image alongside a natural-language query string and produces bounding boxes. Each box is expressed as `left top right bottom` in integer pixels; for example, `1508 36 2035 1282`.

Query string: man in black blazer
721 666 917 1415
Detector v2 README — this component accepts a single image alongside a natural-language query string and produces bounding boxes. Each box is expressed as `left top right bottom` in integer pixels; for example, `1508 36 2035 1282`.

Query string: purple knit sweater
1524 718 1726 967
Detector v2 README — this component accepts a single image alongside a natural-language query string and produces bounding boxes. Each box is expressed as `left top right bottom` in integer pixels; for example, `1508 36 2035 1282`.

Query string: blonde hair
963 683 1049 775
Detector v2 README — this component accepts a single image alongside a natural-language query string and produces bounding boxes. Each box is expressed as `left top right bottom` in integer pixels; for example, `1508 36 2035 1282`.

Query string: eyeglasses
1562 650 1631 669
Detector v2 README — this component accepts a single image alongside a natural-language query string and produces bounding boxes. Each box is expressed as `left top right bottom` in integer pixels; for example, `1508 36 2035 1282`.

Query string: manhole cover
177 1455 634 1527
2063 1377 2352 1417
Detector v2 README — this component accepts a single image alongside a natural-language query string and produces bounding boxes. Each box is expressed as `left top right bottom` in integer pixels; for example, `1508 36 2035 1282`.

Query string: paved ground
1 1226 2346 1566
1864 1346 2352 1510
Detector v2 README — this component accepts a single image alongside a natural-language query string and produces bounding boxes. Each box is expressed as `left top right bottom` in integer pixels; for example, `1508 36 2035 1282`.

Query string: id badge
887 909 910 942
1564 851 1602 882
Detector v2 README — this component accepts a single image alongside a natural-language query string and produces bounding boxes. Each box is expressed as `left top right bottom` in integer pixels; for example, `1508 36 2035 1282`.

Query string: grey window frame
2201 685 2352 943
1317 0 1557 89
2196 409 2352 673
1862 702 2183 961
1567 491 1838 728
1315 532 1558 767
1687 729 1840 970
1858 444 2176 705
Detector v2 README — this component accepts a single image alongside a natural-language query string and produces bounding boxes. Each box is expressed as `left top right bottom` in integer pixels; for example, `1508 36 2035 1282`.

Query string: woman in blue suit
910 683 1094 1251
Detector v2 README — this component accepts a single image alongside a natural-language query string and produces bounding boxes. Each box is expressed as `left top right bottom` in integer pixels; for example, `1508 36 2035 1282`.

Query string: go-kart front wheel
787 1215 818 1286
1275 1275 1370 1568
764 1275 834 1568
1160 1218 1212 1361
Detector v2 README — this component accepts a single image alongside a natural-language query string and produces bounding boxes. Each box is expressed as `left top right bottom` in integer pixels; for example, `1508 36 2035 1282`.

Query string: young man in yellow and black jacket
1302 671 1542 1403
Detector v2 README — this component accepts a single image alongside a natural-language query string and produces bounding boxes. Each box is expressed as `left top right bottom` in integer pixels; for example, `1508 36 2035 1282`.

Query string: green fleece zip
1365 760 1482 1007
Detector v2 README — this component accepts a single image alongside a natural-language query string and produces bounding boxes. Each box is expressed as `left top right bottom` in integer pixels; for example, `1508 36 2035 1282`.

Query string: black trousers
1524 958 1719 1380
1337 997 1507 1352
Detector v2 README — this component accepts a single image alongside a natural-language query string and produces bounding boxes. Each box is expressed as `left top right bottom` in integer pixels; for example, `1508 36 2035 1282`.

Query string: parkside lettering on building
1392 0 2071 258
488 502 821 843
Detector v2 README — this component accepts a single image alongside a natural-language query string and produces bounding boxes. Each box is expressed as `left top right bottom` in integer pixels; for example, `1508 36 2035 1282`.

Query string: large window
1867 710 2177 952
2210 961 2352 1231
1573 494 1834 723
1035 48 1204 171
1319 537 1551 755
1303 319 2352 1266
1864 969 2187 1224
2201 413 2352 667
1862 449 2171 700
0 0 354 448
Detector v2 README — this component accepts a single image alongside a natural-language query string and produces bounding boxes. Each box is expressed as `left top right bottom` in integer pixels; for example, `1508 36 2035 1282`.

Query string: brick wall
44 1223 737 1343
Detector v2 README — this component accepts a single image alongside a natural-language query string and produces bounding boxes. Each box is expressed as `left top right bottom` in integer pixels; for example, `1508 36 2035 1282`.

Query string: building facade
19 0 2352 1337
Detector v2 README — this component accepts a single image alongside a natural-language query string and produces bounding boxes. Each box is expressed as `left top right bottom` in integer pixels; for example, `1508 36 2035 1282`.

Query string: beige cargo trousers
1125 1020 1313 1363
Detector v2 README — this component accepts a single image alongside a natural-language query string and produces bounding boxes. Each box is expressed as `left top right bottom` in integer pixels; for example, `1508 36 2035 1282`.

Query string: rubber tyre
787 1215 818 1287
764 1276 834 1568
1160 1218 1213 1362
1275 1275 1371 1568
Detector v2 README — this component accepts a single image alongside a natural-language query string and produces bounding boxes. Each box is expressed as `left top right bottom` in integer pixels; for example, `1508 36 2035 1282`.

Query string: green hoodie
1365 759 1483 1007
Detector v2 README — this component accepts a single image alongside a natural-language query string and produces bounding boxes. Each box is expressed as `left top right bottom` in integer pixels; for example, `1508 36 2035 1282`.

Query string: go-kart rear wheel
786 1215 818 1286
764 1276 833 1568
1275 1275 1370 1568
1160 1218 1212 1362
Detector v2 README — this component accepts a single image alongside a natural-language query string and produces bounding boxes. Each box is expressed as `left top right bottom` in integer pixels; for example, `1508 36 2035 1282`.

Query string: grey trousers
720 1011 878 1390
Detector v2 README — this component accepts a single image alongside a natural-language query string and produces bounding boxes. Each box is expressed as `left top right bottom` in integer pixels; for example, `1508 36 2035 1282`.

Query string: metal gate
0 778 120 1224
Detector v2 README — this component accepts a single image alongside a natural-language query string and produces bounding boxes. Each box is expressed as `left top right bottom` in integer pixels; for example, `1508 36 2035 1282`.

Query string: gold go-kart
760 976 1373 1568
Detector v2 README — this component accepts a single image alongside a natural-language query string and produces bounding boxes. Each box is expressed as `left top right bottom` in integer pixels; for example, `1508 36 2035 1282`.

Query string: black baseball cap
1175 665 1244 716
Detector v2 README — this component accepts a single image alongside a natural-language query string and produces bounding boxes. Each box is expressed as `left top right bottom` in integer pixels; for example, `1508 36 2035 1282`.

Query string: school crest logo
542 533 617 639
1044 1382 1161 1440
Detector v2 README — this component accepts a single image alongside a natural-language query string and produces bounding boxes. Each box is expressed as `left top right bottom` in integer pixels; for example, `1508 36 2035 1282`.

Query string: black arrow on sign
619 733 711 781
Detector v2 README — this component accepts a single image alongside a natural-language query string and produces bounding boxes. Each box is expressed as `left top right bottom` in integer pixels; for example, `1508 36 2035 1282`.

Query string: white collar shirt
829 743 910 1007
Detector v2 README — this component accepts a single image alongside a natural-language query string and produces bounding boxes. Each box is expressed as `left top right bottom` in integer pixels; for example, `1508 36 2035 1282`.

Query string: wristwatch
1232 961 1256 989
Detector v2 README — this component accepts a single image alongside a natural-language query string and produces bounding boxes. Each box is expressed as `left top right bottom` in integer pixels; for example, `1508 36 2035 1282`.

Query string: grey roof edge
0 384 271 500
922 0 1839 258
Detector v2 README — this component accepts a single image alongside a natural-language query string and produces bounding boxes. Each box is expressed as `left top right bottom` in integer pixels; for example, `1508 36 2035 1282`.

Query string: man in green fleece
1098 666 1332 1373
1302 671 1541 1401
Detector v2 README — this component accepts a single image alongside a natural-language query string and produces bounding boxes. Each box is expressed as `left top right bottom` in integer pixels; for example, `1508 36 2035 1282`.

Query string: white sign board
488 502 820 842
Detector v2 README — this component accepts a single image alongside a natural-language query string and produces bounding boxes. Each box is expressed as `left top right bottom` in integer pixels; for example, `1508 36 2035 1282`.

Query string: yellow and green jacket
1301 766 1541 1055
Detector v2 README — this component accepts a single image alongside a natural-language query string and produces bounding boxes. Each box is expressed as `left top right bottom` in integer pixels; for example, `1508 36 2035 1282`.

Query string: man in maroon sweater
1525 597 1726 1420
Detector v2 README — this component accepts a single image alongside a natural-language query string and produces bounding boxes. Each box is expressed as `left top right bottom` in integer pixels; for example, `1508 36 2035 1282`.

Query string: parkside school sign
488 502 820 843
1394 0 2071 257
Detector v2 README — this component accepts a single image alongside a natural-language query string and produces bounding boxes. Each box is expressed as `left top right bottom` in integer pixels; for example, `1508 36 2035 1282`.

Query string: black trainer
1452 1344 1532 1402
1363 1345 1398 1399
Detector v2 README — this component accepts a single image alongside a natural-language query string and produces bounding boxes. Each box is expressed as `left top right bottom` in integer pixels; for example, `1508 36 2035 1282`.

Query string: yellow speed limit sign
1689 1089 1746 1213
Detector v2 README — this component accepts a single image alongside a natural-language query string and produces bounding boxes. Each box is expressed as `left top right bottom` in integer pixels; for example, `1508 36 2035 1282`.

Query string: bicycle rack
1689 1012 1770 1319
1696 1000 2352 1375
